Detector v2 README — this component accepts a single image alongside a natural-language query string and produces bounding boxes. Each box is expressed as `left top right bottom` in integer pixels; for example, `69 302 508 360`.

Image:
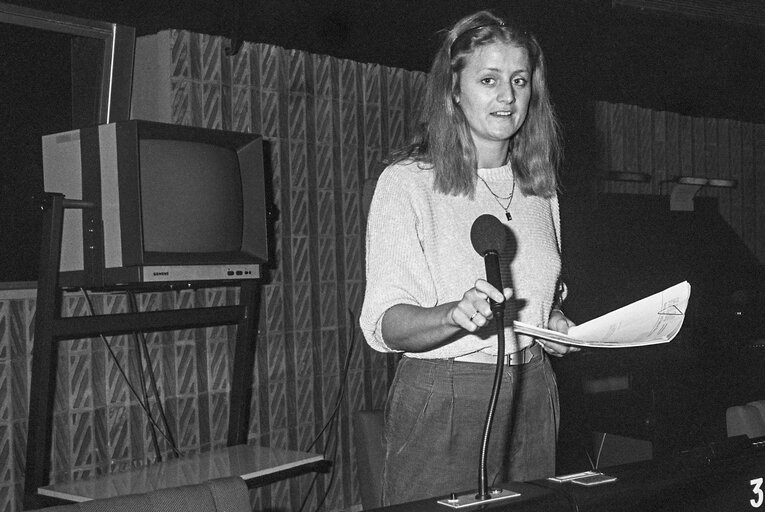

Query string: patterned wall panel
596 101 765 263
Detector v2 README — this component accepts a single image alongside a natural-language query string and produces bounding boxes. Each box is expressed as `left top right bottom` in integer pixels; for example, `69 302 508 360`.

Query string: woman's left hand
537 309 580 357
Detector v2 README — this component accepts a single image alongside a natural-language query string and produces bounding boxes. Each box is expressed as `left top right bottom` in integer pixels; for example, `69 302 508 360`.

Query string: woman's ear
452 72 461 104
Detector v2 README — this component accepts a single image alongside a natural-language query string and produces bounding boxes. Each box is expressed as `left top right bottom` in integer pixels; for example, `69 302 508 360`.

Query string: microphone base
436 488 520 509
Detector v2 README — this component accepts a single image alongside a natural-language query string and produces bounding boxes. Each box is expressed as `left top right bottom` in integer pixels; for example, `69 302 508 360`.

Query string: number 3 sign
753 478 764 508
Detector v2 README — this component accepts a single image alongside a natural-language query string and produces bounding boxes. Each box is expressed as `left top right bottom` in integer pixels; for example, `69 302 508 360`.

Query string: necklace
478 174 516 220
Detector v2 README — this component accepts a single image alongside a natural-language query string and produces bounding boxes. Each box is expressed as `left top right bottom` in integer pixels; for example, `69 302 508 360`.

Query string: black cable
133 329 162 461
313 309 356 511
297 308 357 512
79 288 180 456
126 290 180 457
314 404 342 512
595 432 607 470
296 472 320 512
305 308 357 452
123 293 162 461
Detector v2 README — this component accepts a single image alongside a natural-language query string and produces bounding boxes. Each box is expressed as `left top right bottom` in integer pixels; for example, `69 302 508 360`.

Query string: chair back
726 400 765 438
353 409 385 510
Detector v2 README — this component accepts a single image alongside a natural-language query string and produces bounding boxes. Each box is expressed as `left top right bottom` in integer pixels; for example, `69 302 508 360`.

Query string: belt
454 343 543 366
506 342 542 365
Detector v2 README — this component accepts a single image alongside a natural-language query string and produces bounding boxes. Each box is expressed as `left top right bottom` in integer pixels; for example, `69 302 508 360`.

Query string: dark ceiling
6 0 765 124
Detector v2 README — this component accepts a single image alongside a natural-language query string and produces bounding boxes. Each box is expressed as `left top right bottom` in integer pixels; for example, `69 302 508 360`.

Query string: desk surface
369 441 765 512
38 445 326 502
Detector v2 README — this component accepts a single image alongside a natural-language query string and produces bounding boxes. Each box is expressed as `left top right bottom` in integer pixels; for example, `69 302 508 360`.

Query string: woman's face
455 42 531 161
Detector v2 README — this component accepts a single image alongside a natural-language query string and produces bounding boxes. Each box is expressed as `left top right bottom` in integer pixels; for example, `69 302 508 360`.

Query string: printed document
514 281 691 348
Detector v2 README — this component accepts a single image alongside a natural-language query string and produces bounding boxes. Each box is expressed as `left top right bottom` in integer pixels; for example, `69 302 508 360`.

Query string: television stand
22 194 329 509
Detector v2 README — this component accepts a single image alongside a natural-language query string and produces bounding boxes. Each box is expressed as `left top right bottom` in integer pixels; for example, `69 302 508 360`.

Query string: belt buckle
506 347 534 366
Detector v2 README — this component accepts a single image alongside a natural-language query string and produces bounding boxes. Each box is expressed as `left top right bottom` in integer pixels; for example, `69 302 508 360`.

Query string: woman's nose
498 83 515 104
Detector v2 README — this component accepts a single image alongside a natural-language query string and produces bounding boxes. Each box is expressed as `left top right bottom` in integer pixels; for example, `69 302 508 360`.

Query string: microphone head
470 214 507 255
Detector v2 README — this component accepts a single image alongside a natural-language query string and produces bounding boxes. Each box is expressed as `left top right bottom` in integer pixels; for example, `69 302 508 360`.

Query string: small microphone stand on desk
477 307 506 500
438 292 520 508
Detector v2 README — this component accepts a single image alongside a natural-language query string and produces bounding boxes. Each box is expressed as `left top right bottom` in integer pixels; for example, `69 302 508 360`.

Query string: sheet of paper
513 281 691 348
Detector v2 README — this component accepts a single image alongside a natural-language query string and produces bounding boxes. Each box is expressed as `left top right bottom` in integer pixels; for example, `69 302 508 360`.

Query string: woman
359 10 578 506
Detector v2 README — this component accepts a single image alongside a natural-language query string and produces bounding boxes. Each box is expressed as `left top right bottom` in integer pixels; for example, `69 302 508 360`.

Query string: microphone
465 214 516 503
470 214 507 314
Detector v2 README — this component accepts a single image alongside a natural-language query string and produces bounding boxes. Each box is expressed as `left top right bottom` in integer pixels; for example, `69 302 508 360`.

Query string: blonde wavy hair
392 10 563 198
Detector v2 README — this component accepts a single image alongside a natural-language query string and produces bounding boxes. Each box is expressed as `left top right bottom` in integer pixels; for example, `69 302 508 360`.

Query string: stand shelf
37 444 328 503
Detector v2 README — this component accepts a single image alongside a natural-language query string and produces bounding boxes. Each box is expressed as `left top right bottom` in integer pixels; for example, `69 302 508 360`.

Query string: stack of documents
514 281 691 348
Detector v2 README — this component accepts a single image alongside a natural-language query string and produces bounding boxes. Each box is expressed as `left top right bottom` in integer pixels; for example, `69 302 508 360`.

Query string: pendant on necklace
505 212 512 221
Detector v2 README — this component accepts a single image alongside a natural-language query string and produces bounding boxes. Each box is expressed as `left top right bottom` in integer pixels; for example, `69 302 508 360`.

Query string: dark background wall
554 193 765 469
0 23 72 281
2 0 763 281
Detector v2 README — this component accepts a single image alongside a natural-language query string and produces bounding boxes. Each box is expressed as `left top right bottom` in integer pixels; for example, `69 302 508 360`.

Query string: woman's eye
513 77 528 87
480 77 496 85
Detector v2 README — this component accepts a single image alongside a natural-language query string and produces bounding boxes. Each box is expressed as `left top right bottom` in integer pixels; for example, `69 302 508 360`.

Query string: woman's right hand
380 280 512 352
452 279 513 332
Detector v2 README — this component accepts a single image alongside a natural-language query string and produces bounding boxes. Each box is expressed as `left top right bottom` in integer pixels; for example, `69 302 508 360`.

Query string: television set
42 120 269 286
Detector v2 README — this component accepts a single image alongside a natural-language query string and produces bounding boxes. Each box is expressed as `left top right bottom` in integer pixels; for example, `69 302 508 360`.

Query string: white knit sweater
360 160 563 359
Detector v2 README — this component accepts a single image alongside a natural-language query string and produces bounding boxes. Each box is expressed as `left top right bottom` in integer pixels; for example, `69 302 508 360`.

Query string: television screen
139 139 244 254
42 120 269 286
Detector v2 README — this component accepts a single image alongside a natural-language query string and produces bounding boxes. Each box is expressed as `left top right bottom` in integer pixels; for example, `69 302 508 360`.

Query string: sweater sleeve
359 165 438 353
550 194 568 303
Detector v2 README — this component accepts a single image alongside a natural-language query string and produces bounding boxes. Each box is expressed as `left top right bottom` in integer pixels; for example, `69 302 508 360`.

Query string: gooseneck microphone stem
477 308 505 500
470 215 513 502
